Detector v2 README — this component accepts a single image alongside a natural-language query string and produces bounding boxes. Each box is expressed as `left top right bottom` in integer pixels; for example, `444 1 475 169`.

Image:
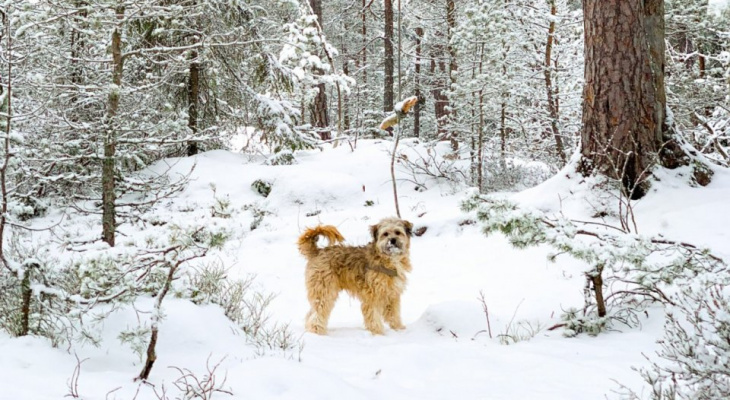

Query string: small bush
251 179 272 198
243 203 272 231
266 151 296 166
188 263 302 357
482 158 552 193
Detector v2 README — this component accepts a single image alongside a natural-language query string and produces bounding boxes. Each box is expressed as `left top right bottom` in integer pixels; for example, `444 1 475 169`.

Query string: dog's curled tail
298 225 345 260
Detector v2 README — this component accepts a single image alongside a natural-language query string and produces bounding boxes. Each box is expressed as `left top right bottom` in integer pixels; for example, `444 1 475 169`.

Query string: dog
298 218 413 335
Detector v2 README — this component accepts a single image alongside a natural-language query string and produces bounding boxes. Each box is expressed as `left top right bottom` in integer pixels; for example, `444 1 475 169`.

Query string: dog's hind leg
384 296 405 331
305 282 338 335
361 297 385 335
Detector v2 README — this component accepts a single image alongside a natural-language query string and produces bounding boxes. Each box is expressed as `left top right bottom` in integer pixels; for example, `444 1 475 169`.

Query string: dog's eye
383 233 389 237
395 231 402 236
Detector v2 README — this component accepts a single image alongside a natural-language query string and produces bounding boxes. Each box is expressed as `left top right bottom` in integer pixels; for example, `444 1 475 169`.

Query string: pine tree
579 0 670 198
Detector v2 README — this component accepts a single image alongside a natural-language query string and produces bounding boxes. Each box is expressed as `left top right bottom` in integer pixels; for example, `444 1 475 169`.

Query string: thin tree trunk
545 0 566 165
138 260 178 381
0 16 12 273
103 6 125 247
470 52 477 184
446 0 458 150
186 50 200 156
413 27 423 138
343 58 350 131
698 55 705 78
357 0 367 135
478 45 485 192
138 325 158 381
309 0 330 140
591 266 606 318
554 58 560 115
361 0 367 88
69 3 87 107
384 0 394 113
500 36 508 158
431 41 449 139
500 100 506 158
579 0 665 199
20 269 31 336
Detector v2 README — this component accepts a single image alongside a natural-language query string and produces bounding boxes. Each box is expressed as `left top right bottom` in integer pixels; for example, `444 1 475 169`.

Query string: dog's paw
305 323 328 335
389 323 406 331
366 326 385 335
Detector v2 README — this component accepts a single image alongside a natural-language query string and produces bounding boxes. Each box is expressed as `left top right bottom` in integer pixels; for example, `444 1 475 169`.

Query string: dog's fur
298 218 413 335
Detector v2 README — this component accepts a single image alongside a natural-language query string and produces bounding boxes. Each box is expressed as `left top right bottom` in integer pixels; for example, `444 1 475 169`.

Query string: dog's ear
370 223 380 241
402 220 413 237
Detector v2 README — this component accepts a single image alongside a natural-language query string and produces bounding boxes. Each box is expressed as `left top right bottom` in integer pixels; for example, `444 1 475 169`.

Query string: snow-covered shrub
209 184 232 219
398 142 468 188
188 262 302 357
465 181 730 397
0 236 85 347
168 356 233 399
251 179 273 198
616 270 730 400
642 276 730 399
498 319 546 345
266 151 297 166
461 189 724 337
482 158 553 193
243 203 273 231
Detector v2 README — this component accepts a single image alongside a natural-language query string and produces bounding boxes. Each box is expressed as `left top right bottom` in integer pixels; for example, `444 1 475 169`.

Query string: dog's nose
389 238 397 245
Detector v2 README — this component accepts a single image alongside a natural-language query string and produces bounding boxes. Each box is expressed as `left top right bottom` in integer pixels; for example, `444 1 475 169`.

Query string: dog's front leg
361 301 385 335
384 295 405 330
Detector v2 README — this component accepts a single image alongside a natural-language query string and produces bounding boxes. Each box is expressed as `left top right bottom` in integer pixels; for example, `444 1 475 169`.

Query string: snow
4 139 730 399
709 0 730 15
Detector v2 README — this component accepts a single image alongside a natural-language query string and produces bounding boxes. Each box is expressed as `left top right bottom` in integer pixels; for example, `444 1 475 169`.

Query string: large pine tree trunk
579 0 665 199
383 0 394 113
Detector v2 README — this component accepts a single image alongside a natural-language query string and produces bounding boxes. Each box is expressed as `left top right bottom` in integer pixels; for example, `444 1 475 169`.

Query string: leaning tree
578 0 700 199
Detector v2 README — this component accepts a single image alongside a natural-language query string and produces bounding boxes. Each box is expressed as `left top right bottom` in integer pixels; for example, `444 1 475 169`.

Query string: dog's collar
367 264 398 277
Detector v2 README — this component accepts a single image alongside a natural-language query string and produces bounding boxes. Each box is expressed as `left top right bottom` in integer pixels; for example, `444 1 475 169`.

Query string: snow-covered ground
2 139 729 399
710 0 730 15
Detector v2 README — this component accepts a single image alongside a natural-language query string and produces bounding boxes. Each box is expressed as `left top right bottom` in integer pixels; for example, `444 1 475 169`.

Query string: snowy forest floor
2 139 729 399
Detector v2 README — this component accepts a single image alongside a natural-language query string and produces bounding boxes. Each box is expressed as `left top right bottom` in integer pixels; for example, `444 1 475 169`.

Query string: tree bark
383 0 394 113
478 44 485 192
138 259 179 381
102 6 124 247
0 17 12 274
413 27 423 138
591 266 606 318
20 269 31 336
343 57 350 131
499 34 509 158
431 40 449 139
545 0 566 165
361 0 367 88
186 50 200 156
309 0 330 140
579 0 665 199
446 0 458 150
69 3 87 106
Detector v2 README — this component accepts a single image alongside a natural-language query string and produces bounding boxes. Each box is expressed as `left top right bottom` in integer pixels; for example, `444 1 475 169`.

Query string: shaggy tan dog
298 218 413 335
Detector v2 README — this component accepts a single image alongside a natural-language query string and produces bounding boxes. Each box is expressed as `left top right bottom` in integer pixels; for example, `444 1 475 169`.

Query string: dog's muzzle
385 239 403 255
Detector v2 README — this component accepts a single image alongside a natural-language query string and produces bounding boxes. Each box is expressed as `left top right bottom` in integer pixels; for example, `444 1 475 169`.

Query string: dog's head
370 218 413 257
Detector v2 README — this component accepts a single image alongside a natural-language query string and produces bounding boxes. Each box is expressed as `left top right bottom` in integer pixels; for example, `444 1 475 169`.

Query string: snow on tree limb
379 96 418 130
